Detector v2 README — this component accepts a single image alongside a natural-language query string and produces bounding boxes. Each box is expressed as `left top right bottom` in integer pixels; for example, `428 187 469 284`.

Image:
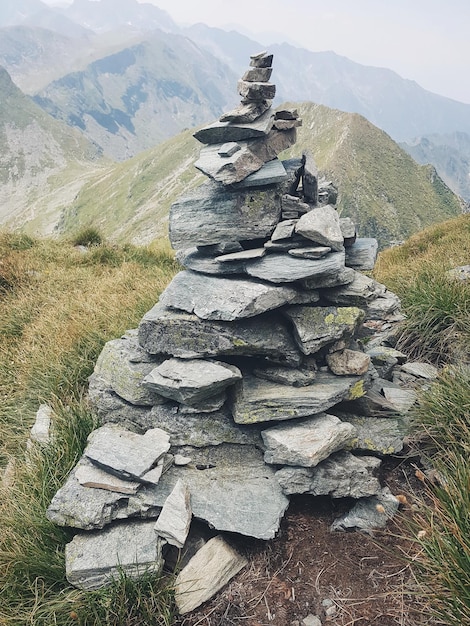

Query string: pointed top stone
250 51 273 68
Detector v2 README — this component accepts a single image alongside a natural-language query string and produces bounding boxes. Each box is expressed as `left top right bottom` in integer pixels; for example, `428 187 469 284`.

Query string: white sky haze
42 0 470 103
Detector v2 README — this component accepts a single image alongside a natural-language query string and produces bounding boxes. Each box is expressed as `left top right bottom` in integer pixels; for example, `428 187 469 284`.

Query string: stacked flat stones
46 52 413 597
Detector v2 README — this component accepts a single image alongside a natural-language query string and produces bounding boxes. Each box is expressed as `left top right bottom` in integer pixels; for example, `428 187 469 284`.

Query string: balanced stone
84 425 170 481
262 414 356 467
193 109 274 145
215 248 266 262
323 272 386 305
169 182 281 250
238 80 276 101
271 219 297 241
230 372 366 424
275 451 381 498
175 536 247 614
245 251 346 284
158 271 302 321
249 51 273 68
219 100 271 123
65 520 163 590
138 303 302 366
288 246 331 259
296 204 344 251
154 479 192 548
232 158 288 188
242 67 273 82
283 305 365 355
302 266 355 290
345 238 378 270
339 217 357 240
142 358 241 405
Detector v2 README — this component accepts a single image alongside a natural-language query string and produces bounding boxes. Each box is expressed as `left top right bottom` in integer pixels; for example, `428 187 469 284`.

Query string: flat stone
195 142 266 185
383 387 418 412
342 414 408 455
215 248 266 263
242 67 273 82
65 520 163 590
75 459 141 495
283 305 365 355
238 79 276 101
233 157 288 188
296 205 344 251
154 479 191 548
138 303 302 367
275 451 381 498
142 358 241 405
84 425 170 481
364 291 402 320
149 403 263 448
288 246 331 259
246 251 346 284
323 272 386 305
193 109 274 145
169 182 282 250
302 266 356 290
326 349 371 376
366 346 408 364
275 108 298 120
345 238 378 270
281 194 311 216
159 271 301 321
91 331 166 406
48 445 289 539
175 536 247 614
177 247 246 275
264 239 306 252
401 362 439 379
262 414 356 467
331 487 400 533
340 217 356 240
250 51 273 68
218 142 240 157
253 361 317 387
174 455 192 466
271 219 297 241
199 241 243 255
179 391 227 414
230 372 367 424
219 100 271 123
273 118 302 130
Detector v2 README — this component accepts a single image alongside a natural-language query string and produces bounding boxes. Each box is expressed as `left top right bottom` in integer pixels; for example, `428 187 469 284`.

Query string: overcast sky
45 0 470 103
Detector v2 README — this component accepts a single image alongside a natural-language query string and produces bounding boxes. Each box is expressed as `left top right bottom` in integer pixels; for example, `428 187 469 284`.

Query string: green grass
0 231 179 625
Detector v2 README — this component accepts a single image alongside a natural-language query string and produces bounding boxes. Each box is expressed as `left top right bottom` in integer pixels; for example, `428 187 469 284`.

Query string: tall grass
0 232 179 625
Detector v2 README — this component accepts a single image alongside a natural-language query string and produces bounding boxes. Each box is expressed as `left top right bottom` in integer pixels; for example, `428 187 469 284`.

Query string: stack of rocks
46 53 415 608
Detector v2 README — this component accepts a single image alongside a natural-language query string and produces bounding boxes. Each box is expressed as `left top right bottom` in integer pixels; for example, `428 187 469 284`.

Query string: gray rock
331 487 400 533
302 151 318 204
154 479 192 548
159 271 301 321
271 219 297 241
283 305 365 355
220 100 271 123
149 403 263 448
48 445 289 539
253 361 317 387
382 387 418 412
237 79 276 101
323 272 386 305
177 247 246 275
281 194 311 217
275 451 381 498
364 291 402 320
302 615 322 626
230 372 367 424
339 217 356 240
262 414 356 467
366 346 408 364
169 182 281 250
296 205 344 251
218 142 240 157
84 425 170 482
193 109 274 145
242 66 273 82
249 51 273 68
447 265 470 282
195 141 266 185
273 118 302 130
401 362 439 379
138 303 302 366
340 414 407 455
215 248 266 263
179 391 227 414
91 332 166 406
245 251 346 284
288 246 331 259
65 520 163 590
326 349 371 376
175 535 247 614
233 158 288 188
275 108 299 120
29 404 53 445
345 238 378 270
142 358 241 405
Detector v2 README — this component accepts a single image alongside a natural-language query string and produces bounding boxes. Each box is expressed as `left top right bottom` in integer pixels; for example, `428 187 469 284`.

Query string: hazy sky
44 0 470 103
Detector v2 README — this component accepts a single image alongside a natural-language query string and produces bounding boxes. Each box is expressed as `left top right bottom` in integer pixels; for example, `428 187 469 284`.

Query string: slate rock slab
331 487 400 533
283 305 365 355
233 157 288 188
159 271 301 321
323 272 386 306
261 413 357 467
193 109 274 144
169 181 281 250
253 361 317 387
142 358 241 405
84 425 170 481
138 304 302 366
245 251 346 284
275 451 381 498
195 141 266 185
296 204 344 251
340 414 408 455
65 520 163 590
345 238 378 271
175 535 247 614
154 479 192 548
326 349 371 376
230 372 366 424
177 247 246 275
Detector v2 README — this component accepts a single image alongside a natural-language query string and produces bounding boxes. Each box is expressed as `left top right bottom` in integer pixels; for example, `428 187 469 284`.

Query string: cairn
46 52 422 612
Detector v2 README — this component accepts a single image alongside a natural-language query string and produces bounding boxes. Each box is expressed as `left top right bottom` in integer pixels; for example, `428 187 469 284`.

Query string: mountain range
0 0 467 243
